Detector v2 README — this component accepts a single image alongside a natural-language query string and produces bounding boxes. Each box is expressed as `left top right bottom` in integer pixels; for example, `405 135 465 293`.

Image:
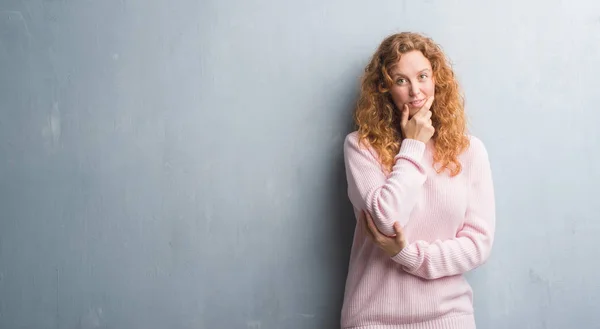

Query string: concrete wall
1 0 599 328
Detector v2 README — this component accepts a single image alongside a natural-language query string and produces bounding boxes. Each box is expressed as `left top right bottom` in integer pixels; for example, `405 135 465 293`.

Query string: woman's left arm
391 140 496 280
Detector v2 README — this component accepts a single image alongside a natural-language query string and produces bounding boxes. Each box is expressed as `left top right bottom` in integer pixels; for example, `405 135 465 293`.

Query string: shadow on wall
322 91 360 326
241 92 360 329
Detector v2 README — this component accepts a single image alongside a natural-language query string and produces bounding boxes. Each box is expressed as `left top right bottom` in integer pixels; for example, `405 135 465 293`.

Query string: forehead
390 50 432 76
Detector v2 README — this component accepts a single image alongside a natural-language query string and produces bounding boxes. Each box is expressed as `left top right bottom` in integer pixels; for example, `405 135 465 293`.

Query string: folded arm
391 139 496 279
344 133 427 236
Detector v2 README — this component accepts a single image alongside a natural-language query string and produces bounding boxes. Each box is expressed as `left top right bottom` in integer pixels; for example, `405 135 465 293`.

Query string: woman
340 32 496 329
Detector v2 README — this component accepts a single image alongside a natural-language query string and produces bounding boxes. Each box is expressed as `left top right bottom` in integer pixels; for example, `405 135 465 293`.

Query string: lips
409 99 425 107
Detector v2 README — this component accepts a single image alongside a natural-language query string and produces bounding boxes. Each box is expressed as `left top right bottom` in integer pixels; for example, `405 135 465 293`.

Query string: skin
366 50 439 253
389 50 436 144
363 211 406 256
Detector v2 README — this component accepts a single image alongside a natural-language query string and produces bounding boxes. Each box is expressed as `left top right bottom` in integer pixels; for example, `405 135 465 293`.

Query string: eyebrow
392 68 431 78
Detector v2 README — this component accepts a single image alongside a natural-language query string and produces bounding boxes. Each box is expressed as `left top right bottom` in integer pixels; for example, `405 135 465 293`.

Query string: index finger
363 212 380 236
364 211 393 238
414 96 435 118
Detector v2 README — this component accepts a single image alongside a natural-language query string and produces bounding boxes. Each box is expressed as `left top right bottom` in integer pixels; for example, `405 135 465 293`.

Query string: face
388 50 435 118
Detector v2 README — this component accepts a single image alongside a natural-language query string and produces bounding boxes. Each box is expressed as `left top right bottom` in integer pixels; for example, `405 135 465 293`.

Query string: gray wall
1 0 599 328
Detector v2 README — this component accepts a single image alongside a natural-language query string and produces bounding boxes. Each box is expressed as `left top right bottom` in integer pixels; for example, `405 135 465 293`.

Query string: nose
409 83 420 97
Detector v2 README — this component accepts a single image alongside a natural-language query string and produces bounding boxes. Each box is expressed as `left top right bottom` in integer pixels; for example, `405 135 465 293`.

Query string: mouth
409 99 425 107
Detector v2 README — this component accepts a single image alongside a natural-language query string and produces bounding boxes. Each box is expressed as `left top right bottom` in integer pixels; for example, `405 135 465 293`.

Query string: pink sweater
340 132 496 329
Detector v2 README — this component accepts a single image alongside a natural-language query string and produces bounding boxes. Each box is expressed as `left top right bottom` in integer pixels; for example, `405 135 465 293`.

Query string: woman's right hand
363 211 406 257
400 96 435 144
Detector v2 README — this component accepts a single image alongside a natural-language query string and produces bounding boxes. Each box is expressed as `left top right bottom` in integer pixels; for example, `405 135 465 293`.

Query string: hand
400 96 435 143
362 211 407 257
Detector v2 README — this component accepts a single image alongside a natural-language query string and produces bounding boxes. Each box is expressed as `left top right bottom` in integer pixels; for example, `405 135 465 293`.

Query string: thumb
400 104 409 128
393 222 405 244
393 222 403 236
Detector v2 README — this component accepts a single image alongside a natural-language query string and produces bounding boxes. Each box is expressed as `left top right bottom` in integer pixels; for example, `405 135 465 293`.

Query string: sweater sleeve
343 132 428 236
391 138 496 279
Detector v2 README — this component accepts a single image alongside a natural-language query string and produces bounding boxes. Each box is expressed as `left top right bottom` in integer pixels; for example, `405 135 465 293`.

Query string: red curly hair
355 32 470 176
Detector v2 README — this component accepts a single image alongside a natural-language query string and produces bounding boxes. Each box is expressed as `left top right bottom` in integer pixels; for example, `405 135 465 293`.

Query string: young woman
341 32 496 329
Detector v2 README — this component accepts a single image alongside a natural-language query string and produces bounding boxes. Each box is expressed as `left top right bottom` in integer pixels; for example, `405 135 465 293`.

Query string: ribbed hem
343 313 475 329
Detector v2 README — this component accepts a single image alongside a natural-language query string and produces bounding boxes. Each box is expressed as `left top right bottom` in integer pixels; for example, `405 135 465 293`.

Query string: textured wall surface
1 0 600 328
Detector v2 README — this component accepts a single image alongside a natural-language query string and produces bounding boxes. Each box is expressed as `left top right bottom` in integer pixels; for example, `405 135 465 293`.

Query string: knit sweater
340 131 496 329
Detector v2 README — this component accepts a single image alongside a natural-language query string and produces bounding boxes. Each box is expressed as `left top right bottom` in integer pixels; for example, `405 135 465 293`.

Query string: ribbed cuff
391 243 420 270
394 139 426 164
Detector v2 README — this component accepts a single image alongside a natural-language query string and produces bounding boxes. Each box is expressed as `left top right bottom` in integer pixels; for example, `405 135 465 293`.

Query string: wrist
388 246 403 257
391 244 419 270
397 138 426 158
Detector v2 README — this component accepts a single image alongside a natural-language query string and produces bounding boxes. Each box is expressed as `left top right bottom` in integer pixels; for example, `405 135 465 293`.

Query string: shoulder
465 135 489 156
344 131 359 144
344 131 365 151
343 131 380 161
462 134 492 171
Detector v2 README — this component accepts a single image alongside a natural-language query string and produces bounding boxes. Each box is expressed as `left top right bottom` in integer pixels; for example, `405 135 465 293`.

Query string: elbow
367 200 409 237
472 236 494 269
366 209 397 236
361 183 414 235
378 222 397 237
479 238 494 265
459 225 495 268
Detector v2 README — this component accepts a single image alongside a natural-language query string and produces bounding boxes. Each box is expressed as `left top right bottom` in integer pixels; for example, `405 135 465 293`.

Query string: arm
391 139 496 279
343 132 427 236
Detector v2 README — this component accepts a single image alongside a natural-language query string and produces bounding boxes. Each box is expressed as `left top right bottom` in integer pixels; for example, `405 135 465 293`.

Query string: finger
400 104 409 128
412 104 427 119
415 97 435 118
362 211 374 238
393 222 403 236
364 212 382 239
422 96 435 111
393 222 406 243
363 216 374 239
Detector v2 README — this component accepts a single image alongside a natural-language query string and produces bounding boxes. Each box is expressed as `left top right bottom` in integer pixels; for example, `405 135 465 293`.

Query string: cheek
390 88 409 108
427 81 436 95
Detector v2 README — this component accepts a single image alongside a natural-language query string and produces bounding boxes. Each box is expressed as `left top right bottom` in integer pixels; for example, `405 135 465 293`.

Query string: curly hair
354 32 469 176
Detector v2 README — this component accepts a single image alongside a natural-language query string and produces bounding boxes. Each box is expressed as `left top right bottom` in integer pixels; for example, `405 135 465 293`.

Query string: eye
395 78 406 85
419 74 428 79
